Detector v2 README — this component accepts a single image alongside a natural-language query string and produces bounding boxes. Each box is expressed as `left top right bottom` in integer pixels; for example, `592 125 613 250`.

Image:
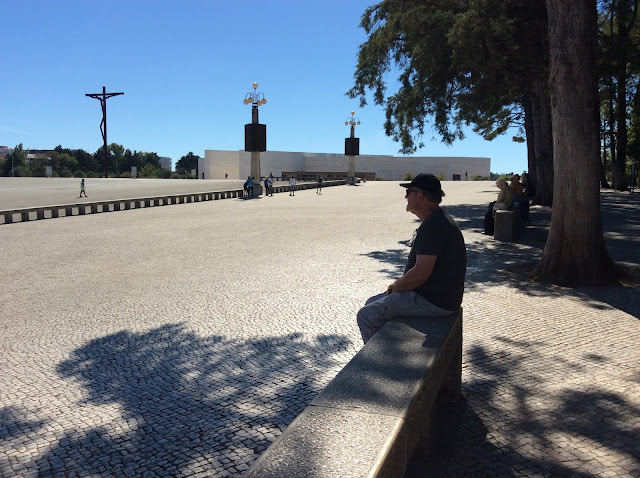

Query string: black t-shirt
404 208 466 311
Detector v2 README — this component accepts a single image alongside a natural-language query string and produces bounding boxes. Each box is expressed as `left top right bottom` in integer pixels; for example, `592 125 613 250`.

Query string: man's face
405 187 422 214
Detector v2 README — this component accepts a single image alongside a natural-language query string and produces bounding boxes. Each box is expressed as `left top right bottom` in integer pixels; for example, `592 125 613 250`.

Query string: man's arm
387 254 437 294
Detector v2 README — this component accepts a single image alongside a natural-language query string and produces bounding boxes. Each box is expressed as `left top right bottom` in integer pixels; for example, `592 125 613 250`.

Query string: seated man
356 174 467 344
510 174 530 222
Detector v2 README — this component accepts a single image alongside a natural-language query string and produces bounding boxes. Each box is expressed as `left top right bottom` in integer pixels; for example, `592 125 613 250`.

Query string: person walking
356 173 467 344
289 176 296 196
317 175 323 194
79 178 87 197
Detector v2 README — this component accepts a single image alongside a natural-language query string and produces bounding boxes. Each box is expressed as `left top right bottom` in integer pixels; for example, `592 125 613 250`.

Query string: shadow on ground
443 338 640 477
1 324 353 476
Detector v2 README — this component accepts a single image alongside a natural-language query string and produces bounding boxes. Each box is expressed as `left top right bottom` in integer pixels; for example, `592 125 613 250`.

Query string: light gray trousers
356 291 454 344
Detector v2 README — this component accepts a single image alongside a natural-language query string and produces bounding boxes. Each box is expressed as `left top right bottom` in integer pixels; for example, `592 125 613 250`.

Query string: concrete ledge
494 203 523 242
243 309 462 478
1 181 347 225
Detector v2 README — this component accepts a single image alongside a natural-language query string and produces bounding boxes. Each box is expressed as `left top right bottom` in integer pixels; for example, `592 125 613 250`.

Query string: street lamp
345 111 361 184
244 82 267 194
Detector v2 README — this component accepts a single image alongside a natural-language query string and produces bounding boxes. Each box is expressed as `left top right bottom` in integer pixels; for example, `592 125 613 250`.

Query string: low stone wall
0 180 347 225
243 309 463 478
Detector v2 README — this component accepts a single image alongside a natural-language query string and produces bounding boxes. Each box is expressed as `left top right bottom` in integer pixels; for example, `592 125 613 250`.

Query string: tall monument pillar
345 111 361 185
244 82 267 196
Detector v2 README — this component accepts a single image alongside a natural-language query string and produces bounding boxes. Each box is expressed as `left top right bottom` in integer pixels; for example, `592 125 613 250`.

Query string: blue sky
2 0 527 174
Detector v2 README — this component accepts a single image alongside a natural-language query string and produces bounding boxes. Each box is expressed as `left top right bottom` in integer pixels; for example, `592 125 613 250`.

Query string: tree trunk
523 96 537 197
614 70 629 190
600 136 611 188
529 78 554 206
533 0 617 285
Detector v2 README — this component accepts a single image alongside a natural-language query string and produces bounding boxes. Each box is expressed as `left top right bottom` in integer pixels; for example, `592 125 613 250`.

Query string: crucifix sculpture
86 86 124 178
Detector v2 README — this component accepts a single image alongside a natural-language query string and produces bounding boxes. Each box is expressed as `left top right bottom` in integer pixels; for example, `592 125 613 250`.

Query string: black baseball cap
400 173 444 198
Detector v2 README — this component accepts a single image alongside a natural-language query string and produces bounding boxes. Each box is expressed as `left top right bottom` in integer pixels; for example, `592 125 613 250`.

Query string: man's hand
386 282 396 295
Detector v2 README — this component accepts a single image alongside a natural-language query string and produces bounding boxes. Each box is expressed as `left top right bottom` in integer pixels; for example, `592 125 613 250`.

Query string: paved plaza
1 179 639 477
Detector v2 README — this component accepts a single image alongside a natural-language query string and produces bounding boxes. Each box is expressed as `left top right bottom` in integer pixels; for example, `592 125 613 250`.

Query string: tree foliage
1 143 27 176
1 143 181 178
175 152 199 175
349 0 555 205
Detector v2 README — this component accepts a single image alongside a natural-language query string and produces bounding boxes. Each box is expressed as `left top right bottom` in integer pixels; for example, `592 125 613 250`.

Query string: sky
2 0 527 174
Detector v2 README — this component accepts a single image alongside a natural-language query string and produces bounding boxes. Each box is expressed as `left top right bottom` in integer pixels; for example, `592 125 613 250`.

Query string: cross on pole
85 86 124 178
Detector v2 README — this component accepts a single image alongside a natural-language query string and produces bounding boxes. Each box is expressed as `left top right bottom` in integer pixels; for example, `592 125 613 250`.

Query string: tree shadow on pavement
28 323 352 476
444 339 640 477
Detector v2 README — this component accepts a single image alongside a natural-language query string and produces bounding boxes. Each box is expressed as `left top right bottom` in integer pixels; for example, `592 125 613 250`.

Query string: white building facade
200 150 490 181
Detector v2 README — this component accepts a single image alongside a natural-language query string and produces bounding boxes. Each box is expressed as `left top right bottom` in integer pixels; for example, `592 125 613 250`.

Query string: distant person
243 178 249 198
483 178 514 235
79 178 87 198
264 176 269 196
356 174 466 344
248 176 254 197
289 176 296 196
494 178 514 210
510 174 530 223
225 173 228 180
465 171 468 181
317 175 323 194
269 173 275 196
510 174 523 198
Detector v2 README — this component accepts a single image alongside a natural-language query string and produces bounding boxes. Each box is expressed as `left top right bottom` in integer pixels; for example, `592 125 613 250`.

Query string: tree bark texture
524 99 537 197
533 0 616 285
528 79 554 206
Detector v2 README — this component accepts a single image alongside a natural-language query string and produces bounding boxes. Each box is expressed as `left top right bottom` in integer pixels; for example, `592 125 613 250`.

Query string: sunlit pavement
1 180 638 477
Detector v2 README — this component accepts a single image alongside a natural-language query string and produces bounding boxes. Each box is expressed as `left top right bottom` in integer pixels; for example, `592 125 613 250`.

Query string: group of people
483 173 531 235
264 174 275 197
243 174 326 197
243 177 256 197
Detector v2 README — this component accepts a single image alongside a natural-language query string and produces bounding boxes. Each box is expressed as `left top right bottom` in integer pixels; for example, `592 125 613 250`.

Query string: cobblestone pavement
1 181 638 477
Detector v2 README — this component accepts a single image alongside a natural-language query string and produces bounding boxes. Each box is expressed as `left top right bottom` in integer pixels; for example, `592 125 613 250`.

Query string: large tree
175 152 199 175
532 0 617 284
348 0 555 205
1 144 27 176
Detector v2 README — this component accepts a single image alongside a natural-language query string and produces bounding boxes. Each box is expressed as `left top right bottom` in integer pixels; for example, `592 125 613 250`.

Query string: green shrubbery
61 170 73 178
73 170 86 178
156 168 171 179
86 171 98 178
402 172 415 181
